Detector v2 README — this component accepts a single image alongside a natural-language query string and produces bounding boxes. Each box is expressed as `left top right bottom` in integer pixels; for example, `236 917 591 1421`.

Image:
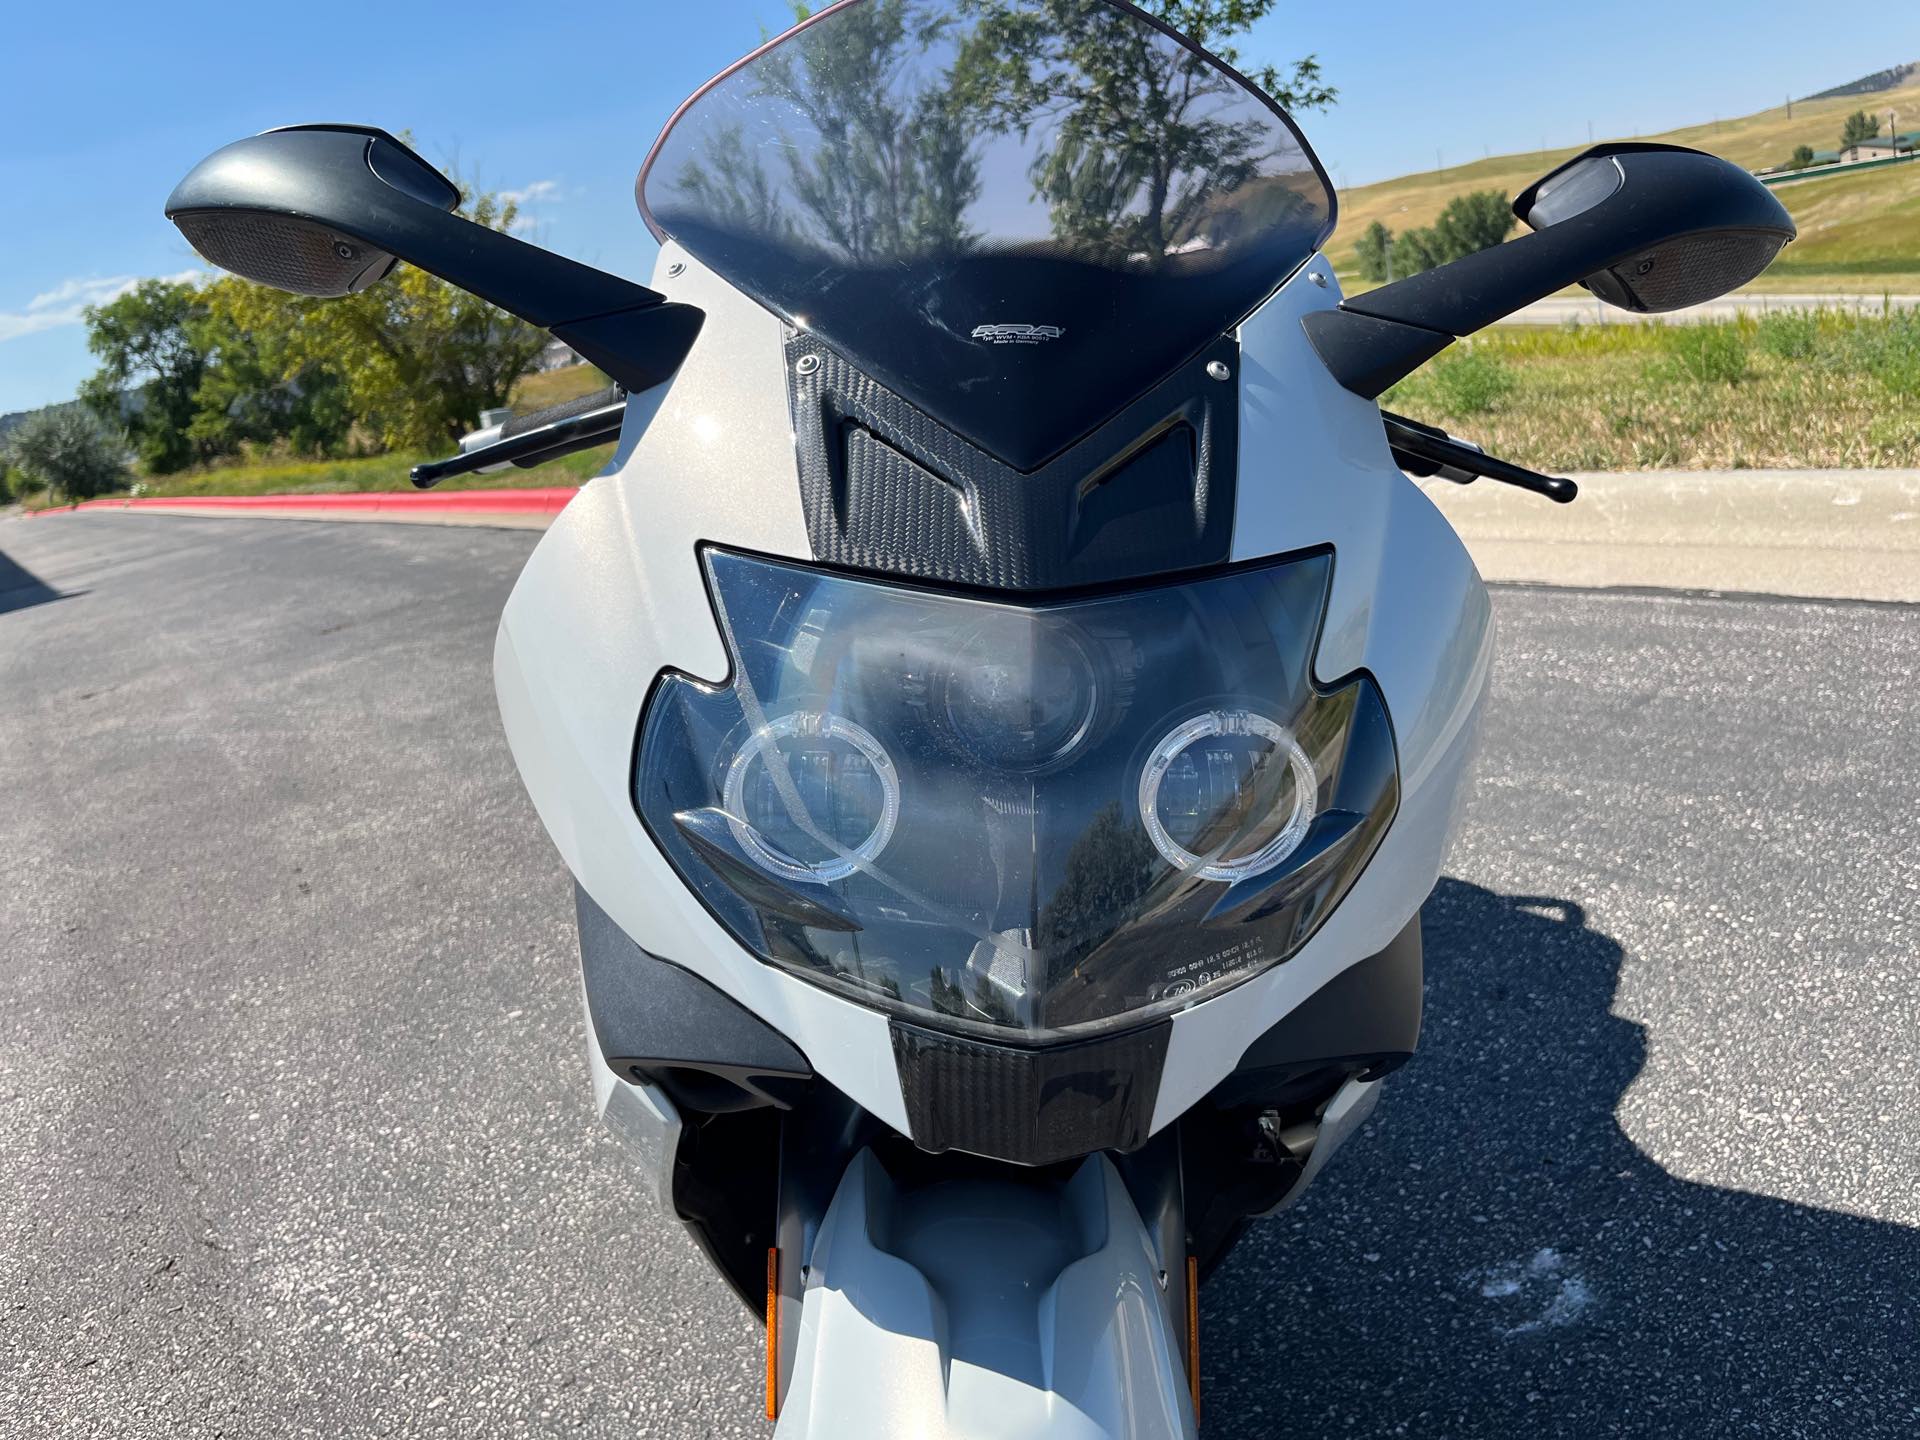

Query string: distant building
1840 131 1920 164
533 338 583 373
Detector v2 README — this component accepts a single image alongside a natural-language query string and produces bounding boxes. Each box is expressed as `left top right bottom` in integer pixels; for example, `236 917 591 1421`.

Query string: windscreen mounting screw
1309 271 1329 287
666 261 686 278
1206 360 1232 382
795 354 821 377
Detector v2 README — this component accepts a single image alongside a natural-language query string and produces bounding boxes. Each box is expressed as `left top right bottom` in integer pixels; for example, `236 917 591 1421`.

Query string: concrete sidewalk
27 469 1918 605
1499 293 1920 327
1422 468 1920 603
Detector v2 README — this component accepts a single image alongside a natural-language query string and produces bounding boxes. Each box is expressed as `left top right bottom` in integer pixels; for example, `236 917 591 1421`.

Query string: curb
34 488 580 521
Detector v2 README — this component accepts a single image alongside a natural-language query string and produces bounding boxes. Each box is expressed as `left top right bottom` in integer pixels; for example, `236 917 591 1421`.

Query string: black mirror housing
168 125 459 299
1306 143 1795 398
1514 143 1794 314
166 125 703 394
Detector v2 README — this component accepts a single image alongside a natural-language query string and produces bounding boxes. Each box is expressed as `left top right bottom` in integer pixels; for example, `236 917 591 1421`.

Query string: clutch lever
1381 410 1578 505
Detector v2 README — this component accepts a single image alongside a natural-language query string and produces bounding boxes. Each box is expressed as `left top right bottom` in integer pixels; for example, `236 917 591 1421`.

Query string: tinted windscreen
640 0 1334 470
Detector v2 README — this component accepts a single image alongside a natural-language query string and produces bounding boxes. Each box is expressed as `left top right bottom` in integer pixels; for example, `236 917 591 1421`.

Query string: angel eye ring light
722 711 901 884
1137 709 1318 883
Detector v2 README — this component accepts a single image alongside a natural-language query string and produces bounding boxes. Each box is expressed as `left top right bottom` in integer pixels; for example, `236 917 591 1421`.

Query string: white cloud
0 269 202 344
500 178 561 207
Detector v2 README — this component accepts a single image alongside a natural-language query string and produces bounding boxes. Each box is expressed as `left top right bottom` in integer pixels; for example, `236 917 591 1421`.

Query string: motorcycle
163 3 1793 1433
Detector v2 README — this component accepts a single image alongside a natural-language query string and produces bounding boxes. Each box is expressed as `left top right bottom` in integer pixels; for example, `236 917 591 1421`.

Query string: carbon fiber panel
891 1019 1171 1166
786 331 1240 591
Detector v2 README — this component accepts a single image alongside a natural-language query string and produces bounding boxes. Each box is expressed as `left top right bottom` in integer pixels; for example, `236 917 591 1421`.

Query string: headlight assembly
635 548 1398 1041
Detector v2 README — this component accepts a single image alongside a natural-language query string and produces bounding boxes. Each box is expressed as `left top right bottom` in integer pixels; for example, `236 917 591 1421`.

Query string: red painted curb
36 488 580 519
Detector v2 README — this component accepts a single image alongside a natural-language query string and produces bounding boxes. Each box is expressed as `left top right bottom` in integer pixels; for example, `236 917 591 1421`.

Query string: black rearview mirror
1306 143 1796 398
169 124 459 298
1515 144 1794 313
165 125 703 393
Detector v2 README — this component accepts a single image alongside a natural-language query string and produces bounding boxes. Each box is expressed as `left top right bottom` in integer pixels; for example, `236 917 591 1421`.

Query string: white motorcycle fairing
776 1149 1194 1439
494 246 1491 1142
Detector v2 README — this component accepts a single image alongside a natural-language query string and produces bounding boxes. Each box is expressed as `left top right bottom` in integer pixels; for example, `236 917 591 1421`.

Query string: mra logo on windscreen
972 323 1066 345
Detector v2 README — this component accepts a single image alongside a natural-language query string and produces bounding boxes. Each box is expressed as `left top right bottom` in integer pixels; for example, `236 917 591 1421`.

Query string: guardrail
1760 151 1917 188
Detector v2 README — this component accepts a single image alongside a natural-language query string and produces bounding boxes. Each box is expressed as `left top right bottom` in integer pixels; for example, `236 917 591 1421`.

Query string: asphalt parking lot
2 514 1916 1438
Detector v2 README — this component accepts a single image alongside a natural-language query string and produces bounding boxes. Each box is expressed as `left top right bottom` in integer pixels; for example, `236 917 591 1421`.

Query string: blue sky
1 2 1912 414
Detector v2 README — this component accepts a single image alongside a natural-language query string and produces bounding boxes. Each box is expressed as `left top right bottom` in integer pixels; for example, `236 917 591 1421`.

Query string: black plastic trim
1228 914 1422 1086
409 394 626 488
575 885 812 1113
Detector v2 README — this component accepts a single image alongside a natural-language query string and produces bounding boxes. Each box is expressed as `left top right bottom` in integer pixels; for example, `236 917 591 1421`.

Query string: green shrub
1841 311 1920 397
1657 324 1749 384
1 406 129 502
1428 349 1515 416
1757 311 1818 361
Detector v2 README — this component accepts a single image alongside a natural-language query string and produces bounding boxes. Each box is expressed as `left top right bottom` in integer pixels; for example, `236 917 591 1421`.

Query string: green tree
194 278 355 458
215 189 549 449
1841 110 1881 148
950 0 1330 265
1141 0 1336 113
1365 189 1514 282
1789 144 1816 170
753 2 983 262
1354 219 1395 283
80 279 214 474
3 406 128 503
1429 189 1514 257
1392 224 1447 275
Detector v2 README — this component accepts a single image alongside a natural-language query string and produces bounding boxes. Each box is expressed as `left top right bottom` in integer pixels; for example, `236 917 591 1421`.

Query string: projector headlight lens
721 711 900 884
1138 710 1317 883
634 548 1398 1041
941 615 1100 773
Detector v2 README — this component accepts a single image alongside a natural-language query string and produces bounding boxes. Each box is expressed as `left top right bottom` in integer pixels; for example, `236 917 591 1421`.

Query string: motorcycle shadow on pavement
0 544 68 617
1202 877 1918 1439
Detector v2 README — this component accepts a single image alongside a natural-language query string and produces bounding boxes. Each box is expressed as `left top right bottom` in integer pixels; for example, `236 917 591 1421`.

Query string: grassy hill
1332 68 1920 295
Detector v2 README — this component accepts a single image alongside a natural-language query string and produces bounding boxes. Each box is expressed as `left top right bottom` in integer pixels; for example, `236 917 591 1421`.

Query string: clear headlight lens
635 549 1398 1041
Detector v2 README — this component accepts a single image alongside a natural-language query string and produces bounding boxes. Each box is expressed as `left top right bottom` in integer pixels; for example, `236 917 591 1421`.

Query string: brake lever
1381 411 1578 505
410 389 628 489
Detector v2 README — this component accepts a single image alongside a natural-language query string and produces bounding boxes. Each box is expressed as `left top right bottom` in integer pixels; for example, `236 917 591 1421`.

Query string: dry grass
508 363 612 409
1385 309 1920 471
